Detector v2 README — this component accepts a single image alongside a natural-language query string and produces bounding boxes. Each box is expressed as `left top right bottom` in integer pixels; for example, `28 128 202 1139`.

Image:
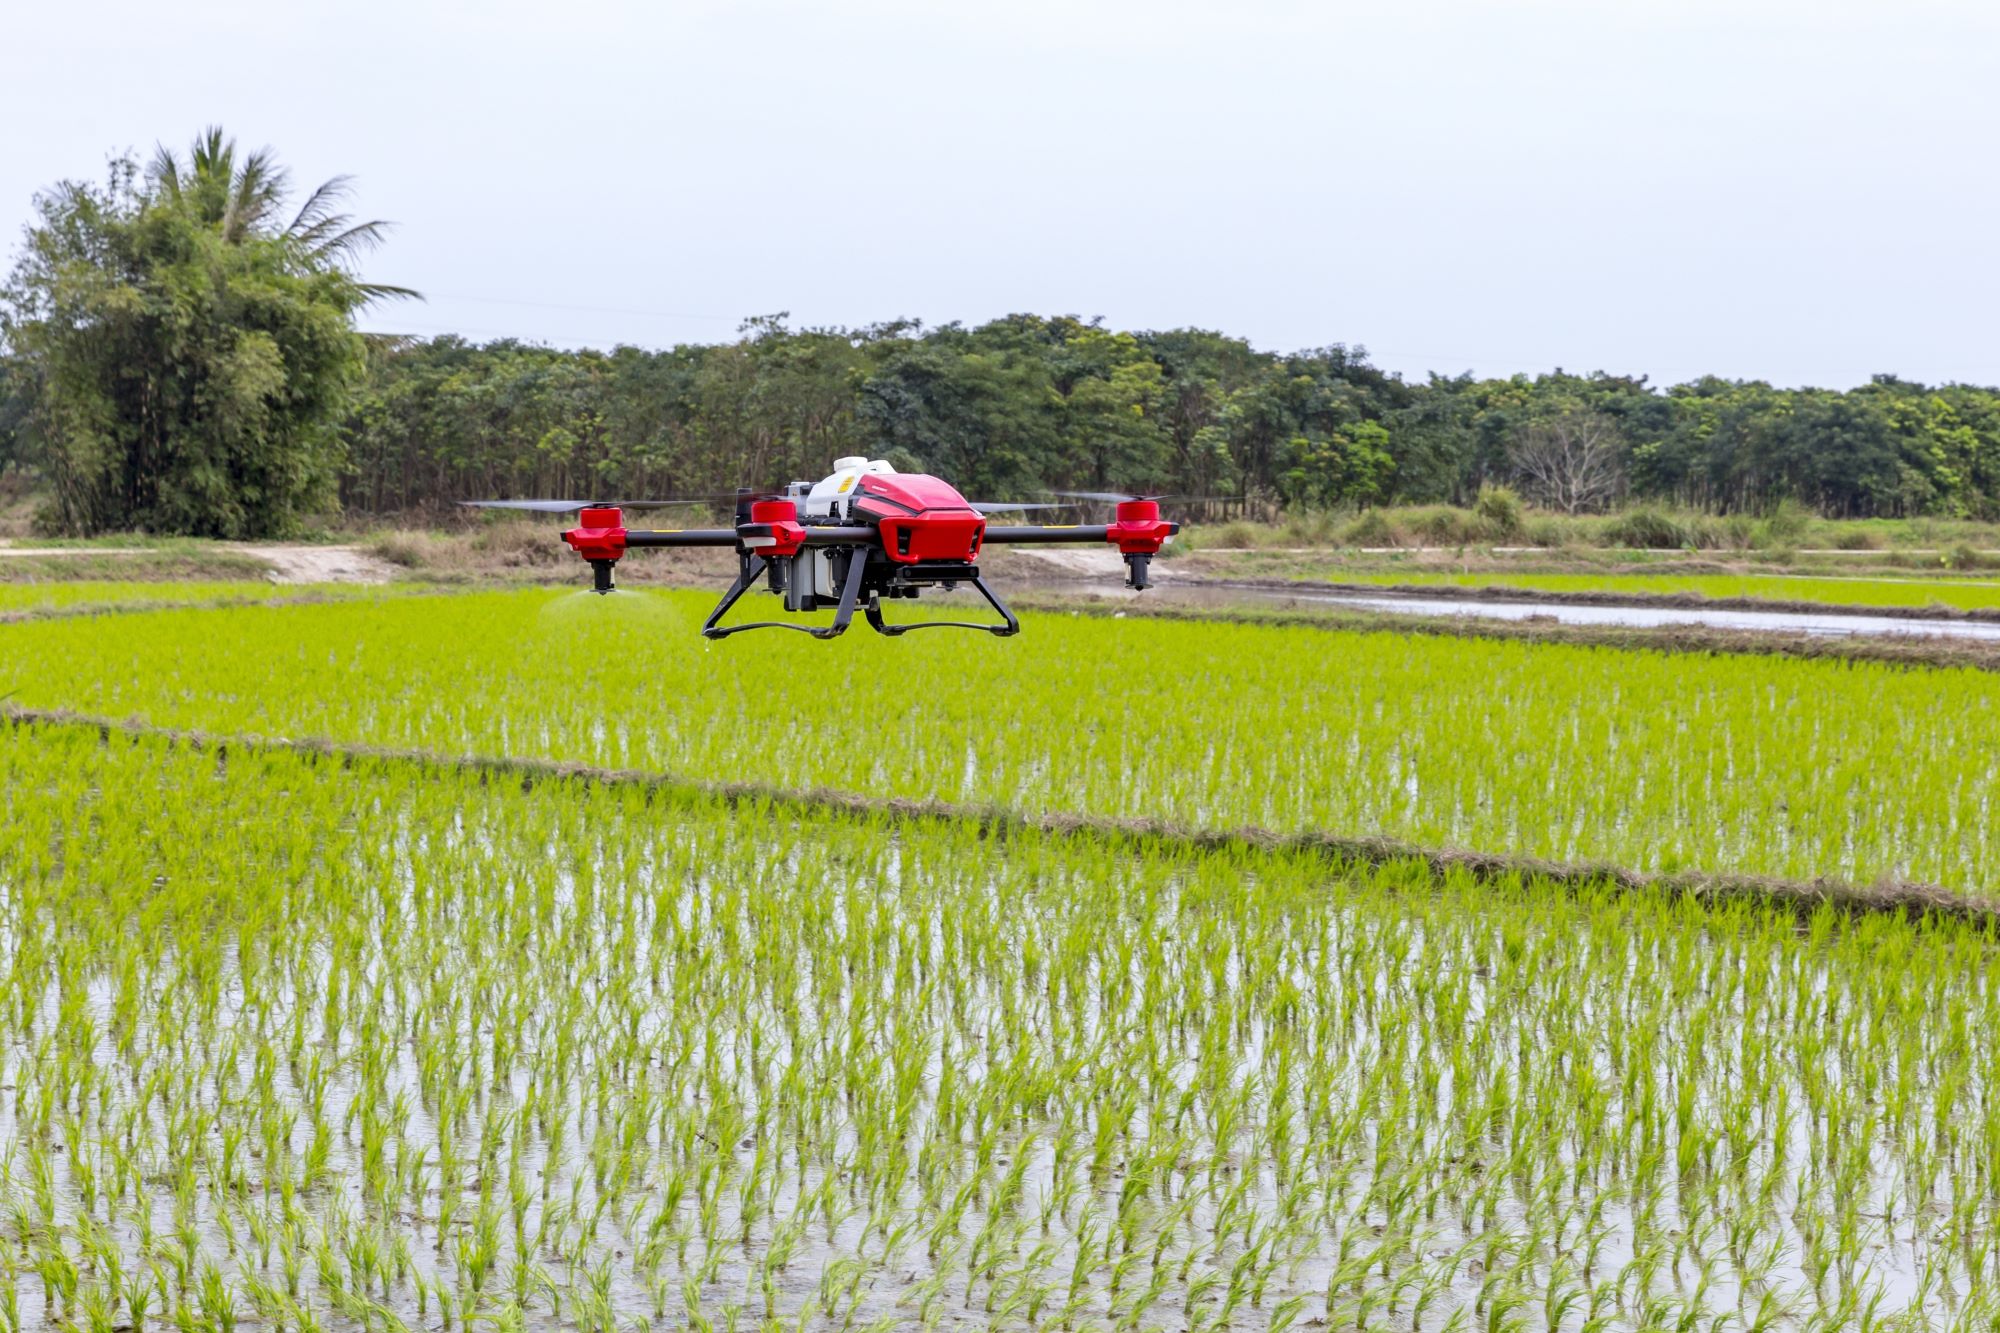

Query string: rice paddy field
2 589 1996 887
4 583 1999 1332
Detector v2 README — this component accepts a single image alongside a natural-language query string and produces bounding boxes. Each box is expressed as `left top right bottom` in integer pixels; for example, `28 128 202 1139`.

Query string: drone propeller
459 498 712 514
970 501 1067 514
1048 490 1228 505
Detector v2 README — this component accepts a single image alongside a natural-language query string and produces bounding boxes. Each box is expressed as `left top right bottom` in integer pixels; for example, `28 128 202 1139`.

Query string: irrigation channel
1026 580 2000 640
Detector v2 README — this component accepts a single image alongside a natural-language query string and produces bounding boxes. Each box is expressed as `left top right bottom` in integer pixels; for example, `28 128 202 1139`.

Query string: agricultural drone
464 456 1179 639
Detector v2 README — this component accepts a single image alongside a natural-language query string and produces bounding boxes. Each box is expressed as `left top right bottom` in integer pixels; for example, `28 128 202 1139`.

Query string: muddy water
1025 580 2000 640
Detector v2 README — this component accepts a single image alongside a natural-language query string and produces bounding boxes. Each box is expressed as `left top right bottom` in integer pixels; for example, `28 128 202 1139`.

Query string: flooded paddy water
3 720 1996 1332
5 584 2000 1332
1024 578 2000 640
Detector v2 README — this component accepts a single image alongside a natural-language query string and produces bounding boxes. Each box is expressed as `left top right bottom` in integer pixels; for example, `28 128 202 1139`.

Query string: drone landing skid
701 552 1020 639
864 575 1019 637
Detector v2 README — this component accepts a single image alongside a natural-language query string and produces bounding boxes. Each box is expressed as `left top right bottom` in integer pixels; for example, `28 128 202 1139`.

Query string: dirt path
0 541 396 584
235 545 397 584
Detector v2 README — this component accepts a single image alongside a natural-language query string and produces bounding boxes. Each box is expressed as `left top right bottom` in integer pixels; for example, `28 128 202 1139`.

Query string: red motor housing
1106 499 1176 554
740 498 808 557
562 506 629 593
851 473 986 564
563 506 628 561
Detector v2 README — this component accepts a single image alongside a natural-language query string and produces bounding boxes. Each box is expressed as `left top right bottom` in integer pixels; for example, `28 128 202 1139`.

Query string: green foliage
1277 420 1393 508
1209 519 1260 548
1753 498 1813 549
1600 506 1693 549
1402 504 1508 547
0 131 406 536
1340 508 1402 546
338 331 2000 525
1471 483 1524 535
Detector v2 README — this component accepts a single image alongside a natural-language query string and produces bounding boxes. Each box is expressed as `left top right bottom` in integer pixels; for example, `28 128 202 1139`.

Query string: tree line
339 322 2000 521
6 133 2000 535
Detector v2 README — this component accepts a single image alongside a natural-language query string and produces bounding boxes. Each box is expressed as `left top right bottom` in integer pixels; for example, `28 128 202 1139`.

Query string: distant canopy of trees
6 135 2000 534
335 323 2000 522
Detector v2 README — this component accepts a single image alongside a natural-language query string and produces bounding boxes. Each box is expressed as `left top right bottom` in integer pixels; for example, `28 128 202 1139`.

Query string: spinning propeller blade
458 499 713 514
1048 490 1229 505
970 501 1067 514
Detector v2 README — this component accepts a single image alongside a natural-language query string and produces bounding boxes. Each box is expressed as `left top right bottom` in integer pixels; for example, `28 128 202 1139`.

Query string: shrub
1683 516 1742 550
469 521 567 567
1833 528 1883 551
369 532 440 569
1523 518 1566 548
1945 542 1992 571
1600 507 1692 550
1756 500 1812 550
1208 520 1262 550
1278 511 1340 546
1407 506 1488 547
1341 510 1403 548
1472 486 1525 537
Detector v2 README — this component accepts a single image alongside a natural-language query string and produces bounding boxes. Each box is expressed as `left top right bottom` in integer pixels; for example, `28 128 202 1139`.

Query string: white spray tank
802 457 897 595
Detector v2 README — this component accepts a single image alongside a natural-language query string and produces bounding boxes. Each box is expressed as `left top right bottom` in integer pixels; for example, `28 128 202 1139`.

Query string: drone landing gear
702 552 868 639
701 551 1020 639
864 575 1018 637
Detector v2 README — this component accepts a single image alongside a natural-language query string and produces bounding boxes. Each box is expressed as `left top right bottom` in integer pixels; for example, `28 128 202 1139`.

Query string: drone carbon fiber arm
978 524 1115 543
983 501 1178 587
621 528 740 547
623 526 880 549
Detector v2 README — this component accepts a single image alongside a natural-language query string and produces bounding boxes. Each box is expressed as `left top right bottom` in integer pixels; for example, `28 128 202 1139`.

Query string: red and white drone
465 456 1179 639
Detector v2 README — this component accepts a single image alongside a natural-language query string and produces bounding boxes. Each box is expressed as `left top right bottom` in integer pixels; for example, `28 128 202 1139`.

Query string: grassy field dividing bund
0 580 402 616
1 588 1996 891
4 722 1999 1331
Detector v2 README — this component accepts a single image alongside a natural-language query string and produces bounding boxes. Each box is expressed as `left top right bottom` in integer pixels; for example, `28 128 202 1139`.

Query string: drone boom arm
622 528 741 548
983 499 1178 588
979 524 1114 543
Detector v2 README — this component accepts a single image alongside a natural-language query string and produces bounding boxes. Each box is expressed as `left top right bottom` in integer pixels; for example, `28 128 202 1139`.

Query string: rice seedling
1 719 1997 1330
0 588 1995 889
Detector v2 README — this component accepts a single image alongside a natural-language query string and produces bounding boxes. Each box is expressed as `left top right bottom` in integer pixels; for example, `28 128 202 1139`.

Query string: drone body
491 457 1178 639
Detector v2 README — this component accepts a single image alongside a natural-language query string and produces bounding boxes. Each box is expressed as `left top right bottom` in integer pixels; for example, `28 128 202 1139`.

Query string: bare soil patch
234 544 397 584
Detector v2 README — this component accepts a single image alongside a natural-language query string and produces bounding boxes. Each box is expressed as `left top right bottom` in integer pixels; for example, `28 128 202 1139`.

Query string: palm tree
148 127 418 303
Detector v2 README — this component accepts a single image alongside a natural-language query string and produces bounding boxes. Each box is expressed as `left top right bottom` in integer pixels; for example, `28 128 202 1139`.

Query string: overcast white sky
7 0 1997 388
